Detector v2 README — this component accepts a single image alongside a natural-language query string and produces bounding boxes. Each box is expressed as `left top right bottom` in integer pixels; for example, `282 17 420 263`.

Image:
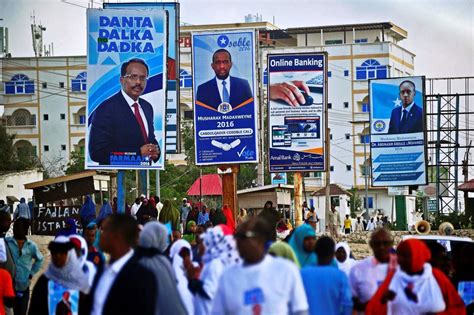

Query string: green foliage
348 187 362 218
431 212 473 230
0 125 38 171
65 150 85 175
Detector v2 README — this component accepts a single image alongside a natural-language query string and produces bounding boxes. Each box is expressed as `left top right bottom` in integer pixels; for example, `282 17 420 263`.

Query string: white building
1 56 86 177
0 169 43 207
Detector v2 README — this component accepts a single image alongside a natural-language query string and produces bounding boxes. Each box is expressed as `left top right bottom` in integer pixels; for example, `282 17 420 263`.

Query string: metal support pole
436 95 441 215
454 95 459 212
156 170 160 198
117 171 125 214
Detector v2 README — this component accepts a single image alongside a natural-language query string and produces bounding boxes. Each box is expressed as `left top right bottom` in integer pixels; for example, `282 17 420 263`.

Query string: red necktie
132 103 148 143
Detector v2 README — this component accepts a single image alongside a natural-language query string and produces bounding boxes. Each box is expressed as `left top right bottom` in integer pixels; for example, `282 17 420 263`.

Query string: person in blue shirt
6 218 44 315
301 236 353 315
197 206 210 225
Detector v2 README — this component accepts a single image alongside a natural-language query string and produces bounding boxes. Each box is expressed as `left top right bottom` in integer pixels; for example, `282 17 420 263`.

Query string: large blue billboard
370 76 428 186
104 2 180 154
267 52 327 172
86 8 167 169
192 30 258 165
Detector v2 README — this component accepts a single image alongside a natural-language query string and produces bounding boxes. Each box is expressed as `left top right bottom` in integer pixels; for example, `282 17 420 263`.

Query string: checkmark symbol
237 146 247 157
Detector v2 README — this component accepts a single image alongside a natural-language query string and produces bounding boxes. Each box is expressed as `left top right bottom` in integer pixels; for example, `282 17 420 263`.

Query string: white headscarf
335 242 356 277
201 225 240 266
169 240 194 315
45 236 90 293
69 235 96 287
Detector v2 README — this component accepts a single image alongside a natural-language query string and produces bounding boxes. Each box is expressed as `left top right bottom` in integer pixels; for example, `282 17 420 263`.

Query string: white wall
0 169 43 207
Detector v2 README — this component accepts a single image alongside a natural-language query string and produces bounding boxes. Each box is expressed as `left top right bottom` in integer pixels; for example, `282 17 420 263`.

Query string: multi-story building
1 21 416 217
0 56 87 176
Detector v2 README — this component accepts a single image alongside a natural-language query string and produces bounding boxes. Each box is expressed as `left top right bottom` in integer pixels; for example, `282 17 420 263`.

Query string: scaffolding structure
426 77 474 214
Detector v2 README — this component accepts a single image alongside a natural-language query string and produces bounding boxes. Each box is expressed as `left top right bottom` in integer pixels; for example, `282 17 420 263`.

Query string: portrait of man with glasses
88 58 161 165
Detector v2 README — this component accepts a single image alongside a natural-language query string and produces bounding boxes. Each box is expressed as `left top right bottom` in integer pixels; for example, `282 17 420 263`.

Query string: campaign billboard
267 52 327 172
86 8 167 169
369 76 427 186
192 30 258 165
104 2 180 153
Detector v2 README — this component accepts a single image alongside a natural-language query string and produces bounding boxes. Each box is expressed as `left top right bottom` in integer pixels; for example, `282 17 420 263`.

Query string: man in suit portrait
88 58 160 165
387 80 423 134
196 49 253 113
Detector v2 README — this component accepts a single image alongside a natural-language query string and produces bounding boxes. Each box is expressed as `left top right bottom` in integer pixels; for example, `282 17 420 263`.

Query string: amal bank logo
373 120 386 132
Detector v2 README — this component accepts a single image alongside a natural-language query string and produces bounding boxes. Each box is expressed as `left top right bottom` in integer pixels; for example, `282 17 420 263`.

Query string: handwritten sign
32 206 82 236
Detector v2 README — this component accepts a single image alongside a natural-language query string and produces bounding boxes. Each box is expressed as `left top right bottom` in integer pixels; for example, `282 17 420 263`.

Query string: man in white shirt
349 228 395 313
89 214 157 315
130 198 141 220
212 217 309 315
155 196 164 219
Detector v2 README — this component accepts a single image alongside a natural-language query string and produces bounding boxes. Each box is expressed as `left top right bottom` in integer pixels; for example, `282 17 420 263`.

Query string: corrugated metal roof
187 174 223 196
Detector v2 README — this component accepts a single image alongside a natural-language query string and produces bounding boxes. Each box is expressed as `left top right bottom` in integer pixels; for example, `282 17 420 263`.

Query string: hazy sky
1 0 473 78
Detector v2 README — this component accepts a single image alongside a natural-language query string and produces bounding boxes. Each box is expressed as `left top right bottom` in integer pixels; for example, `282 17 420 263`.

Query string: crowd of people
0 197 473 315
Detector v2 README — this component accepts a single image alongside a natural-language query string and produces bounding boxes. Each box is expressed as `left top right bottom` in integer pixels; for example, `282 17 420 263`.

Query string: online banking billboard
369 76 427 186
267 52 327 172
86 8 167 169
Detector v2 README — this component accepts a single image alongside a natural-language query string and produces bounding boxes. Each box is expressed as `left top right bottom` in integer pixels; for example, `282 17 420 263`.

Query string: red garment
397 239 431 273
222 205 236 233
133 103 148 142
365 254 398 315
366 239 466 315
0 269 15 315
149 197 157 209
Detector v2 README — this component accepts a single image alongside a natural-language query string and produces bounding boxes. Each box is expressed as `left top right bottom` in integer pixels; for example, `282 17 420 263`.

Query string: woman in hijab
366 238 465 315
136 199 158 226
79 195 96 229
136 222 187 315
159 200 181 231
288 224 317 268
96 201 113 225
222 205 236 233
335 242 356 277
29 236 89 315
169 240 195 315
187 206 200 226
210 207 226 226
188 225 240 315
69 235 96 287
268 241 300 268
182 221 197 245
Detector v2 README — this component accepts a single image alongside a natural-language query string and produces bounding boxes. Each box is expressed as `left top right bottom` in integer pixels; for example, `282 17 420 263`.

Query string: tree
348 187 362 218
0 125 38 171
65 150 85 175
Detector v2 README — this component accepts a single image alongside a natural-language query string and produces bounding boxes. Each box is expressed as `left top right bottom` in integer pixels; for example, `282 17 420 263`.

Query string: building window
330 134 333 140
345 133 350 140
328 103 332 109
355 38 368 43
330 166 334 172
314 171 322 178
71 72 87 92
7 109 36 126
362 103 370 112
4 74 35 95
179 69 192 88
60 113 66 120
346 165 352 171
59 82 65 88
360 135 370 144
344 102 349 108
361 159 370 176
363 196 374 209
325 39 343 45
43 114 49 121
263 68 268 85
344 70 349 77
61 145 66 151
356 59 388 80
42 82 47 89
328 71 332 78
44 145 49 152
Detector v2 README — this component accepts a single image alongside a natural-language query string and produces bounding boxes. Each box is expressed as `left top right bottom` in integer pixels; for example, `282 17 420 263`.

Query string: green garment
211 207 227 226
159 200 180 231
268 241 301 268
